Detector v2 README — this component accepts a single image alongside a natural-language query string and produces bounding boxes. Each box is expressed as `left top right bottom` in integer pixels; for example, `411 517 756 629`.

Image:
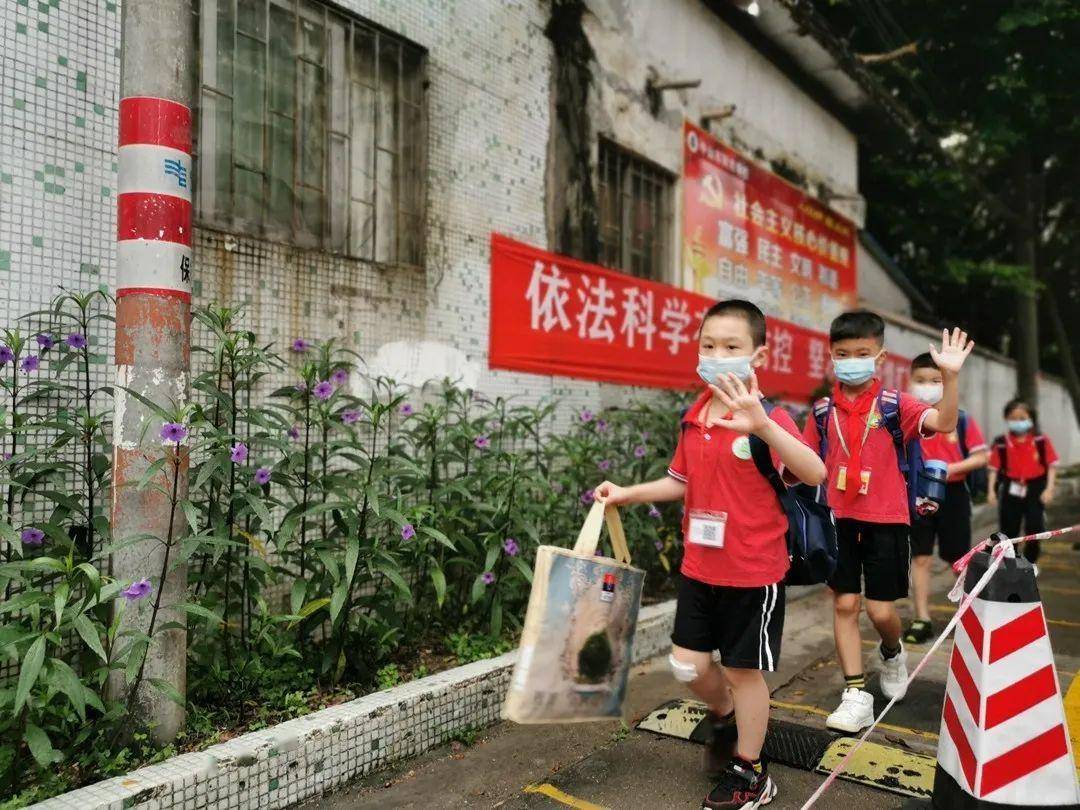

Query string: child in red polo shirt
904 353 989 644
595 300 826 810
802 311 973 734
988 398 1059 563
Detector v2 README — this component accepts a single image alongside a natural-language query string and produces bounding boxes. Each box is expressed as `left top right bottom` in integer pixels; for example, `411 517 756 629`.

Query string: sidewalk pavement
306 496 1080 809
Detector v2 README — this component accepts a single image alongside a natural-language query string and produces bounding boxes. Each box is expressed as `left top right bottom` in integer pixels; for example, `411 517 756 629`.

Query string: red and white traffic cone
934 548 1080 808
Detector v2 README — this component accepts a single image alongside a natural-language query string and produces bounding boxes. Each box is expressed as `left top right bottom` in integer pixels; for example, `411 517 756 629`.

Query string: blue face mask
1007 419 1033 435
832 356 878 385
697 354 753 387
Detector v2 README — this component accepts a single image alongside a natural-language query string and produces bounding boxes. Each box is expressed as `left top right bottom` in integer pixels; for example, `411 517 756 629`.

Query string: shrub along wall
0 293 687 806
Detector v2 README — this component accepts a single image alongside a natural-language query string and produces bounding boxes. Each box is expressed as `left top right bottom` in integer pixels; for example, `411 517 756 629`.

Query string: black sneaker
702 757 777 809
702 710 738 777
903 619 933 644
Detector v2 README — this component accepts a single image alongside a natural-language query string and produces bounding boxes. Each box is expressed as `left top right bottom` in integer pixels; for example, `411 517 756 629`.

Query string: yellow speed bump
815 737 936 799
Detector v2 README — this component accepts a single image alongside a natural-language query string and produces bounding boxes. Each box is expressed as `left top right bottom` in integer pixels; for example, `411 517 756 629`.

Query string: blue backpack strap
957 409 969 458
749 401 787 500
812 397 832 460
877 389 908 473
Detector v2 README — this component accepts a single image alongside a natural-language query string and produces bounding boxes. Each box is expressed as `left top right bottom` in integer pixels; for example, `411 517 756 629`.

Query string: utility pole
108 0 194 744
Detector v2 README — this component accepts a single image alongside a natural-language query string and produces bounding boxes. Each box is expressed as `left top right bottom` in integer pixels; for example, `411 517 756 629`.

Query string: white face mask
910 383 943 405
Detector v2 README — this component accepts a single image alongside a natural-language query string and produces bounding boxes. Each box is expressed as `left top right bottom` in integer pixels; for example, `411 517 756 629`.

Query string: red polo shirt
802 384 932 525
920 414 988 482
989 433 1058 482
666 390 805 588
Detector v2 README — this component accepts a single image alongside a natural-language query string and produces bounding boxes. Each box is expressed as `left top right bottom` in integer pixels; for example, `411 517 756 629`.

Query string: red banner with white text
489 234 909 401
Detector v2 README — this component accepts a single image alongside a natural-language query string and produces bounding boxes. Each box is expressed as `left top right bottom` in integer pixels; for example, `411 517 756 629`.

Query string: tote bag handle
573 500 632 565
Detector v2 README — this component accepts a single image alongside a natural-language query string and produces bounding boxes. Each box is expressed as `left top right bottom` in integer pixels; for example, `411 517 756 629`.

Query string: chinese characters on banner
682 121 858 331
489 234 909 400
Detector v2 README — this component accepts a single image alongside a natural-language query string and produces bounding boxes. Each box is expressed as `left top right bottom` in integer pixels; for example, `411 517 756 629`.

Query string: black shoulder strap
992 435 1007 472
957 410 969 458
1035 435 1047 468
749 401 786 500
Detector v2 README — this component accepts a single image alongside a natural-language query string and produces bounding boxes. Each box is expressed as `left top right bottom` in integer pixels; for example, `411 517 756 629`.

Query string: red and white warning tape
800 523 1080 809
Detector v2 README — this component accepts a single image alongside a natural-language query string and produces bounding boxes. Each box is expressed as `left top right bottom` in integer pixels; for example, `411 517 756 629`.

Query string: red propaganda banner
488 234 911 401
682 121 857 331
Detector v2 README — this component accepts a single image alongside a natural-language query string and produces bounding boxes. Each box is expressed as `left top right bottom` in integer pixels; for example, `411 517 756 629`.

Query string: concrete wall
0 0 864 428
857 237 912 317
881 311 1080 464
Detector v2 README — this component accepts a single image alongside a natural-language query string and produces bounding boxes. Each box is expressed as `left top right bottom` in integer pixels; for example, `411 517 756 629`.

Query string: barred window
597 139 673 281
197 0 427 265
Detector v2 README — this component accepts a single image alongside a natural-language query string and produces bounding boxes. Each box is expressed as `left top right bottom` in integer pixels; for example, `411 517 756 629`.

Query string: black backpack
750 402 838 586
957 410 988 499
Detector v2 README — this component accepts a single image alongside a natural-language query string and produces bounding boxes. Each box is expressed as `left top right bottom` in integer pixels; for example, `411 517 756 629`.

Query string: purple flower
580 409 594 423
287 424 301 440
313 381 334 400
399 403 414 416
20 527 44 546
597 459 612 472
641 431 650 441
474 435 490 450
254 467 272 485
648 505 661 519
401 523 416 541
35 334 55 350
121 578 152 602
580 489 595 506
295 381 308 393
634 445 647 459
654 540 664 551
0 346 13 365
65 333 87 350
160 422 188 443
597 419 608 433
503 538 519 557
20 354 39 373
291 338 309 354
342 409 360 425
331 368 348 386
230 442 248 463
481 571 496 585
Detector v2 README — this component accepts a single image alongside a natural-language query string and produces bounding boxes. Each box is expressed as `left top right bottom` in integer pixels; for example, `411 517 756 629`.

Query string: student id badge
688 510 728 548
1008 481 1028 498
837 465 871 495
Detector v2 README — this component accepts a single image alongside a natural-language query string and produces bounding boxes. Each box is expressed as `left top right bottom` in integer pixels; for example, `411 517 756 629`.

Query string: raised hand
706 371 769 434
929 327 975 376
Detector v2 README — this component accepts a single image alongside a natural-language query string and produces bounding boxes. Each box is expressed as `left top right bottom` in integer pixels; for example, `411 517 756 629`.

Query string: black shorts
829 519 910 601
671 574 785 672
910 482 973 563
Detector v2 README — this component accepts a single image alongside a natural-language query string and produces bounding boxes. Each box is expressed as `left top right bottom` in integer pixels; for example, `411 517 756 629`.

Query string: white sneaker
878 641 909 701
826 688 875 733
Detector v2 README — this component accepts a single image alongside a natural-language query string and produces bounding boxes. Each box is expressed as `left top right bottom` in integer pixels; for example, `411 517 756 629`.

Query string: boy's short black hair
830 309 885 345
700 299 767 348
910 352 937 372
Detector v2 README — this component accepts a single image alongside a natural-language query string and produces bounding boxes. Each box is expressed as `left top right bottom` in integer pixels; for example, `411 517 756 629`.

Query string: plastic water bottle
922 459 949 506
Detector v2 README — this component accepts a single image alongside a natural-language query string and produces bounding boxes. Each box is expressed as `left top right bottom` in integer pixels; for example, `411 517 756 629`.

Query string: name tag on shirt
688 510 728 548
1008 481 1028 498
837 465 871 495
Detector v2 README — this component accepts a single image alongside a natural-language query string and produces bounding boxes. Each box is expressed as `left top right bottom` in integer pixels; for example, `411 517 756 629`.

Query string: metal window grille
597 138 673 282
196 0 427 266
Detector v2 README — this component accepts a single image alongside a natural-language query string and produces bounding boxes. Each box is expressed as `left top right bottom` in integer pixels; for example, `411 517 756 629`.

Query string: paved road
308 495 1080 809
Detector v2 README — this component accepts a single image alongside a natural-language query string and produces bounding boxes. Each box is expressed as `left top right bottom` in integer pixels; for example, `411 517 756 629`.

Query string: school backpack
812 389 925 520
990 433 1048 486
957 410 989 499
750 401 838 586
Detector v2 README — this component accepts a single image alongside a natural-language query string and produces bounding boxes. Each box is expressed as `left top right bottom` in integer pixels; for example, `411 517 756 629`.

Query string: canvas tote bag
503 500 645 723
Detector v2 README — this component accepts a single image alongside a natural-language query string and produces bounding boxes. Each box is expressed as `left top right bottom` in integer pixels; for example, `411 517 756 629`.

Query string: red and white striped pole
108 0 193 744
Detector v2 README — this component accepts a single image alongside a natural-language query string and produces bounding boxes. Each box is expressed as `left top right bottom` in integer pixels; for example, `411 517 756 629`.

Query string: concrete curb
30 601 678 810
